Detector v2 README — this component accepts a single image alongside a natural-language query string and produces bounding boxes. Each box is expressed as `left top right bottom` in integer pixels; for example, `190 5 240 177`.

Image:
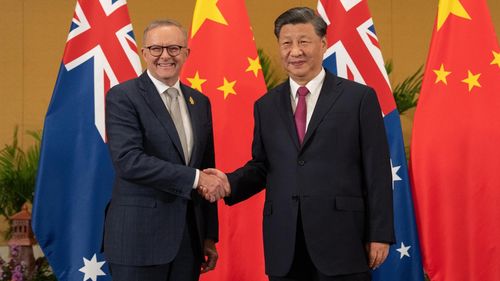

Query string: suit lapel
180 83 202 167
138 72 186 164
275 82 301 150
301 73 343 149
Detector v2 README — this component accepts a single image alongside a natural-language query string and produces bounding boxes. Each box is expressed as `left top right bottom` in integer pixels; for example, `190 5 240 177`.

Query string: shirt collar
289 68 326 98
147 70 181 95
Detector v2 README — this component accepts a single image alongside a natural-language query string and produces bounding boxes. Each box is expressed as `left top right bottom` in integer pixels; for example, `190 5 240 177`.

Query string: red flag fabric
410 0 500 280
181 1 267 280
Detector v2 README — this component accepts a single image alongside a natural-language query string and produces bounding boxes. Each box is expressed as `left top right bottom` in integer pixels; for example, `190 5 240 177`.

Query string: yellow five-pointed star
437 0 471 31
246 56 262 77
187 71 207 93
191 0 228 38
433 64 452 85
217 77 237 99
461 70 481 92
491 51 500 69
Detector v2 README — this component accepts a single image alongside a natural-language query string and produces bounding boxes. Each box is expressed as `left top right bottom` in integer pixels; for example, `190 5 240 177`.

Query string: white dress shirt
289 68 326 131
147 70 199 188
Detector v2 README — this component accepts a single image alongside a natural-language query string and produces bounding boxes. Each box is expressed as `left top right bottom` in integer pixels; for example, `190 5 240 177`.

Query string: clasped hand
197 168 230 202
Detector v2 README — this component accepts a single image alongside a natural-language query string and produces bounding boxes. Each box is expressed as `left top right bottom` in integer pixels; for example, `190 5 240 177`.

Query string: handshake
197 168 230 202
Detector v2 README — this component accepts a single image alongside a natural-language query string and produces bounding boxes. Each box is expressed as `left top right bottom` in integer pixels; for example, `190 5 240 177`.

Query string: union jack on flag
32 0 141 280
64 0 141 140
317 0 425 280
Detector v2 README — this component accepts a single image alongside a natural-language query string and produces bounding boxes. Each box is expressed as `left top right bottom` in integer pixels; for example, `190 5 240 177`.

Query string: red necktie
294 86 309 144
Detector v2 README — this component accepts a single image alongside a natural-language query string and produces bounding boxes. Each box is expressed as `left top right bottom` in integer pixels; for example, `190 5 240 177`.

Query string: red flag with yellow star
181 0 267 280
410 0 500 280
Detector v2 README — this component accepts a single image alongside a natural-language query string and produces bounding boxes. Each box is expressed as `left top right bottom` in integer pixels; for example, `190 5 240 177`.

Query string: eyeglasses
144 45 187 57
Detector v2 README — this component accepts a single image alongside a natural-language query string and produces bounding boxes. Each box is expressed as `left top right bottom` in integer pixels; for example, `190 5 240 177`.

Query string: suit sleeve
225 101 267 206
199 98 219 241
360 88 395 244
105 85 196 200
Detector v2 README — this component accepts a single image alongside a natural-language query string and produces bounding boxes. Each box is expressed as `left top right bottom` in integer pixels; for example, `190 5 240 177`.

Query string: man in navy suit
205 7 395 281
103 19 228 281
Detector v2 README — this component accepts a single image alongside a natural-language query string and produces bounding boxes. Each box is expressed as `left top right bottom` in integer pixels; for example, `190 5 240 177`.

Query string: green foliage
386 61 423 114
0 127 41 220
0 129 54 281
31 257 57 281
257 48 283 90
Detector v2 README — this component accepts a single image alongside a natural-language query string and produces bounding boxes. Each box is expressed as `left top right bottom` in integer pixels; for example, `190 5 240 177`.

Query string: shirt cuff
192 169 200 189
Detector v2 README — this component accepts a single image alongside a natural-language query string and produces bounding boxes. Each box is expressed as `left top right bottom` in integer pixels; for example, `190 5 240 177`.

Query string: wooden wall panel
0 0 24 147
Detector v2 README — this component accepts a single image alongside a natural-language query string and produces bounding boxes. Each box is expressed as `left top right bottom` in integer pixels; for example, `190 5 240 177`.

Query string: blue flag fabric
317 1 425 280
32 1 141 280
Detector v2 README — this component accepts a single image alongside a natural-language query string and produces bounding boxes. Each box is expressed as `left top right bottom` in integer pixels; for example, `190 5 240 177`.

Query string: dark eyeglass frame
144 45 187 57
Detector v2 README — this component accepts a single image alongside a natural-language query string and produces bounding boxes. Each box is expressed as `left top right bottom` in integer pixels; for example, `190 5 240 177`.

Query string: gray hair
274 7 327 39
143 19 188 45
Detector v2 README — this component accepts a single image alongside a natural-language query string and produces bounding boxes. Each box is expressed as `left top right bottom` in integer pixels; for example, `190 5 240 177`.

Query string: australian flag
32 0 141 280
317 1 425 280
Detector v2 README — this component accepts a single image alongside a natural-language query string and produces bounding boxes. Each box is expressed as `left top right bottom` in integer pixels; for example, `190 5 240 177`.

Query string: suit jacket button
298 160 305 166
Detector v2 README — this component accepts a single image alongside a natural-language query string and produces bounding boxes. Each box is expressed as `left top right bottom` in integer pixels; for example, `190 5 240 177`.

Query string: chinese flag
181 0 267 281
410 0 500 280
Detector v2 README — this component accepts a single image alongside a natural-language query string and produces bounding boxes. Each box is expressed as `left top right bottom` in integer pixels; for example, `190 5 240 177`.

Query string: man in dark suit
205 7 394 281
103 19 228 281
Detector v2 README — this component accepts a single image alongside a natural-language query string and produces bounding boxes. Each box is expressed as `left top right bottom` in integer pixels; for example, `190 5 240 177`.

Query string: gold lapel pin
189 96 195 105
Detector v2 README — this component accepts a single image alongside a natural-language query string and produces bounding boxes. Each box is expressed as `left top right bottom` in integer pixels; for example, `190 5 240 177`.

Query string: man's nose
290 43 303 56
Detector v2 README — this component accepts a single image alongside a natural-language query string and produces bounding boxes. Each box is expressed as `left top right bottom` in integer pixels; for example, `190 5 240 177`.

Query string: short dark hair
274 7 327 39
143 19 188 46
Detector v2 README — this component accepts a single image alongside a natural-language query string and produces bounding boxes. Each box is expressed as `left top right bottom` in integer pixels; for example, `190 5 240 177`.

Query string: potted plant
0 127 55 280
0 127 40 222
